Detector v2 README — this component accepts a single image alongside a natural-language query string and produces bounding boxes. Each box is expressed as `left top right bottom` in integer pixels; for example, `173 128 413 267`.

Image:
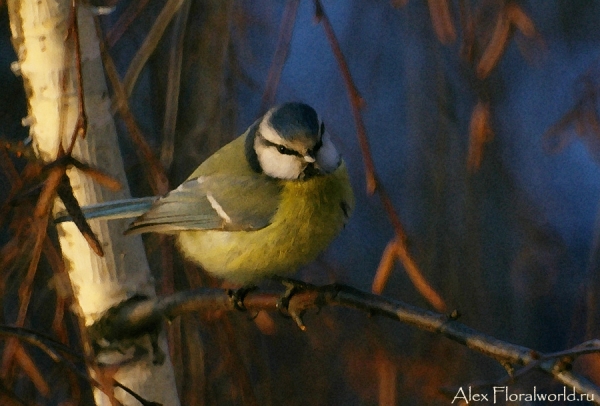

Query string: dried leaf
395 241 447 312
372 239 398 294
427 0 457 44
477 10 511 78
506 3 536 38
375 349 397 405
459 0 475 63
69 159 121 191
14 344 49 396
467 101 493 171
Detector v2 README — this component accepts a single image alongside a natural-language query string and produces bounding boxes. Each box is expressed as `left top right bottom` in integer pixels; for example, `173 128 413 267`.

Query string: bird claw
272 277 314 330
226 286 257 311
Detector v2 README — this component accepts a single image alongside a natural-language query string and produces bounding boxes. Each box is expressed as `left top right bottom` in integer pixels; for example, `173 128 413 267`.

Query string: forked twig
313 0 446 310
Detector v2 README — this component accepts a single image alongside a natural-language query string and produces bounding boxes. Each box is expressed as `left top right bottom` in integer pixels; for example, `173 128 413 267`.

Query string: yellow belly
176 165 353 284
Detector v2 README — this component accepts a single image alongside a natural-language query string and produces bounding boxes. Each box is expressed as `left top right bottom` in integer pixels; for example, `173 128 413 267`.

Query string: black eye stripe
277 144 300 156
259 134 300 156
259 131 322 157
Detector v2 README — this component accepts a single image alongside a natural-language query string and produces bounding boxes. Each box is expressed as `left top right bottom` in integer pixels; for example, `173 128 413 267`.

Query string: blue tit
59 103 354 285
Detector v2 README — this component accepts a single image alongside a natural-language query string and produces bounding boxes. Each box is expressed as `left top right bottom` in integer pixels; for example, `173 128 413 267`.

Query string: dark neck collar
244 122 262 174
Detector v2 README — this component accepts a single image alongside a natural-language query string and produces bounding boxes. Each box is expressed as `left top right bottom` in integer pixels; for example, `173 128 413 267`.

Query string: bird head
251 103 341 180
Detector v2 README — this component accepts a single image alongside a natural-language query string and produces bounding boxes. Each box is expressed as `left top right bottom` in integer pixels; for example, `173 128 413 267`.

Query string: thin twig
313 0 375 193
97 23 169 195
313 0 445 310
160 0 191 170
0 325 161 403
260 0 301 113
114 380 162 406
66 0 88 154
105 0 150 48
122 0 185 98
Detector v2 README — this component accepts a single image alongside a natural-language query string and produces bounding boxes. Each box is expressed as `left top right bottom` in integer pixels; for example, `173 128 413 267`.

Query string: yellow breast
176 164 353 285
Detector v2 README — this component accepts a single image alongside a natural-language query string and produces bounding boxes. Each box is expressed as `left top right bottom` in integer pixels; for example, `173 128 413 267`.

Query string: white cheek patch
255 143 305 179
315 133 341 173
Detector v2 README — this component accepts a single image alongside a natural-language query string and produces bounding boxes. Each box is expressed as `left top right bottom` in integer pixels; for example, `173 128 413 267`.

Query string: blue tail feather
54 196 157 223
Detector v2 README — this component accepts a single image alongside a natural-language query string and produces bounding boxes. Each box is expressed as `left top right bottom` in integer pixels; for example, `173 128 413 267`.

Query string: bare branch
160 0 191 170
260 0 301 113
98 25 170 195
314 0 446 310
121 0 186 98
89 284 600 403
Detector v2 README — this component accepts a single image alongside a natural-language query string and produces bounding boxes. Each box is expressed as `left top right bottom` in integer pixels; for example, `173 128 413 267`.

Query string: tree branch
89 283 600 404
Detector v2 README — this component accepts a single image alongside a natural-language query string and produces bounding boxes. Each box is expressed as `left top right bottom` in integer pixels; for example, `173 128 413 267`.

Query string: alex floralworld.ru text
451 386 594 403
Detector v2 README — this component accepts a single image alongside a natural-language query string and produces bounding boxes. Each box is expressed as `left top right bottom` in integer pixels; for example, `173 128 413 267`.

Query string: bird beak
303 153 316 163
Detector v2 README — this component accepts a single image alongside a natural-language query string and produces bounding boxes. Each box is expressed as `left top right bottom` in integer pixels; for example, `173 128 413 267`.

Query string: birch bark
7 1 180 404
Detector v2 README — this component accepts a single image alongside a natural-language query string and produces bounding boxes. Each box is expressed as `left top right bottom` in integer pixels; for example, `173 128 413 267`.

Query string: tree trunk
7 1 180 404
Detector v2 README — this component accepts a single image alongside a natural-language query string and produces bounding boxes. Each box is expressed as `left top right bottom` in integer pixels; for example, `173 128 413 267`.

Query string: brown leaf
506 3 536 38
427 0 457 44
14 344 49 396
477 9 511 78
467 101 494 171
395 241 447 312
375 349 397 405
372 239 398 294
69 159 121 191
459 0 476 63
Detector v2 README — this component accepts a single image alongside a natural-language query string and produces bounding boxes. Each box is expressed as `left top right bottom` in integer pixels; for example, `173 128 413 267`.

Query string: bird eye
276 145 295 155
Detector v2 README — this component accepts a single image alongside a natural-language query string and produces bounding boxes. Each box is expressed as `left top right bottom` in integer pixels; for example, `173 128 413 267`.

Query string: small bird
59 103 354 285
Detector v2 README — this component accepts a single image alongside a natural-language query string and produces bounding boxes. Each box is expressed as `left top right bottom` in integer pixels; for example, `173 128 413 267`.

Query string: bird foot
226 286 257 311
272 277 315 330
